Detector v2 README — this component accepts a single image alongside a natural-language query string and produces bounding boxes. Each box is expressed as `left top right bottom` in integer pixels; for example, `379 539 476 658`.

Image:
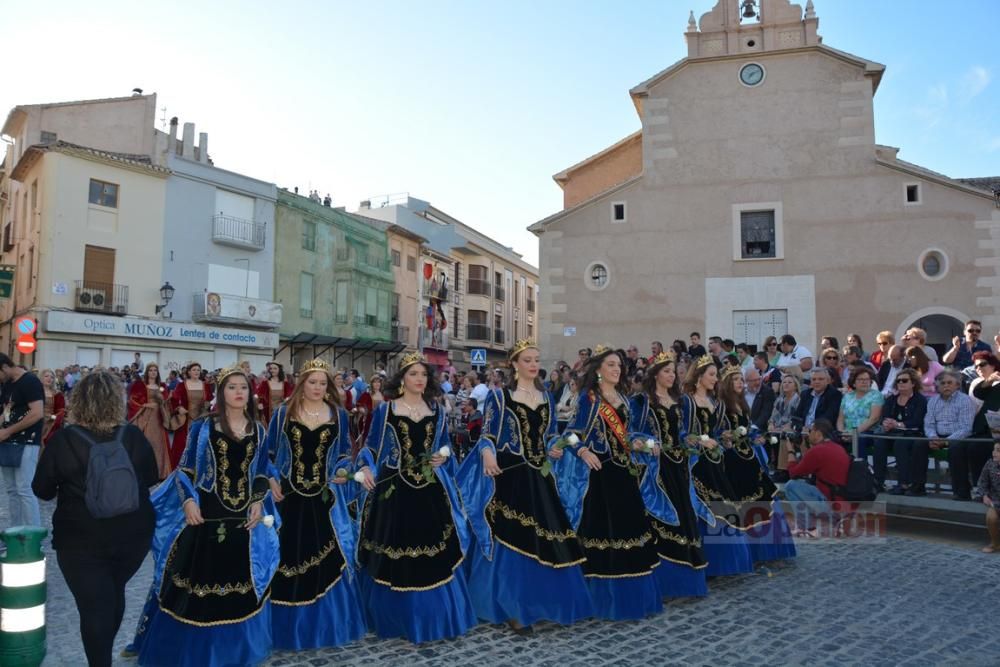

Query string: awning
275 332 407 365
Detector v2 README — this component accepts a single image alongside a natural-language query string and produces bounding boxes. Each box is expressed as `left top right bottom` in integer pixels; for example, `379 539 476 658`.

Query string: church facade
529 0 998 364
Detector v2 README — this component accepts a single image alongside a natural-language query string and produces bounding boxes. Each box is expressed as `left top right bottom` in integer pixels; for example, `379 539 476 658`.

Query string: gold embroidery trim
169 574 254 598
579 531 654 551
278 536 342 577
361 522 456 560
487 498 578 543
290 424 331 493
510 400 550 467
214 435 255 509
650 520 702 548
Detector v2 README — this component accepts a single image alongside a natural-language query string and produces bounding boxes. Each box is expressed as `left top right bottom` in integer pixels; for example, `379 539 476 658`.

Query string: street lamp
155 281 175 314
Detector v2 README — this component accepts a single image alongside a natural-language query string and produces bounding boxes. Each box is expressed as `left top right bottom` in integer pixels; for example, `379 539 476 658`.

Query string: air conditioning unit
77 288 107 309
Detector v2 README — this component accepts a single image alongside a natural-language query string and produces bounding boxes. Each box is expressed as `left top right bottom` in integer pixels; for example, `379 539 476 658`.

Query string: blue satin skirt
585 571 663 621
746 502 797 563
271 575 367 650
359 569 477 643
699 520 754 576
653 558 708 598
468 542 593 626
137 600 272 667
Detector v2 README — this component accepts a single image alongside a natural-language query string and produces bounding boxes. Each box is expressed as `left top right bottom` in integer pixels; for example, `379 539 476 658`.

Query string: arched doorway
898 307 967 360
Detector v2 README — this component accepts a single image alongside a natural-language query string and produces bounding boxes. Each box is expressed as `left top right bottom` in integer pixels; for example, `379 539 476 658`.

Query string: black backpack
826 457 879 502
72 425 140 519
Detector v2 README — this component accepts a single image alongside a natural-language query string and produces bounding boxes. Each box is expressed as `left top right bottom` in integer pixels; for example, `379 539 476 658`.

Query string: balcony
392 325 410 344
336 248 390 274
353 314 388 330
467 279 490 297
494 329 505 345
494 285 505 302
212 214 266 250
466 323 490 341
420 326 449 350
74 281 129 315
192 292 282 328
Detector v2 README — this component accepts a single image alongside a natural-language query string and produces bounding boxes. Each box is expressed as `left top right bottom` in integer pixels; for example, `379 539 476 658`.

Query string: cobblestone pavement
9 500 997 666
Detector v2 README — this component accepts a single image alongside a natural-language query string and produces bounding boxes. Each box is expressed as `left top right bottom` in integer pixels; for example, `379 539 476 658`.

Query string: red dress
254 379 294 426
128 381 172 479
169 381 214 469
42 391 65 445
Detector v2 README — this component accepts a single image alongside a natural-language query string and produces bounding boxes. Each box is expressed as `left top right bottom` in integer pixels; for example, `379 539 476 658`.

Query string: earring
514 369 519 381
597 372 603 383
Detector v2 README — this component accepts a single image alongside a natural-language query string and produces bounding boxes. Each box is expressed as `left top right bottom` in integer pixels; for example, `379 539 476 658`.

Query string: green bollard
0 526 48 667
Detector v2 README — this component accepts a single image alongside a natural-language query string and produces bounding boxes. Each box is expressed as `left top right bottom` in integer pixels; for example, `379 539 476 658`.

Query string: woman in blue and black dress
459 340 592 633
681 357 754 576
717 367 796 563
132 366 280 667
630 352 711 598
555 345 662 620
355 353 476 643
266 358 366 649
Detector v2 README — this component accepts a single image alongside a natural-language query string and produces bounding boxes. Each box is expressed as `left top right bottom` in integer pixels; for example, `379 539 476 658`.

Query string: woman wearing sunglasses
879 369 928 495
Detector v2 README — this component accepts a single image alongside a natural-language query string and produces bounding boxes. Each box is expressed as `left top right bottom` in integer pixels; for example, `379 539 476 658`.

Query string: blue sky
3 0 997 266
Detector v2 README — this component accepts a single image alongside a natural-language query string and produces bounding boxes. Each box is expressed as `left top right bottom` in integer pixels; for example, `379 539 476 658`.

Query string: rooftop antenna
159 106 168 130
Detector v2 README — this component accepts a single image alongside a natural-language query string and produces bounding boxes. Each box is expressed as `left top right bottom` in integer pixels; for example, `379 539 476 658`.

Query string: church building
529 0 999 364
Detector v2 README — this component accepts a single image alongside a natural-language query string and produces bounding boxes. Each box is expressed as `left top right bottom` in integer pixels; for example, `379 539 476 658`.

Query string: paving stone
11 498 998 666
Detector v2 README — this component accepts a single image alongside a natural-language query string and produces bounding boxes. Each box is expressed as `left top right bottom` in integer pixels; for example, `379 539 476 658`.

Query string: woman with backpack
32 371 159 667
128 365 280 666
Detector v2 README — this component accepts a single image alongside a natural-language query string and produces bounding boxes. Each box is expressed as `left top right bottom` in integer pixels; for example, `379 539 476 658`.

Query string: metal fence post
0 526 48 666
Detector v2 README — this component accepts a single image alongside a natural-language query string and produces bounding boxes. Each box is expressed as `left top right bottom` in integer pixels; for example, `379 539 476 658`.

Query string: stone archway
898 307 968 359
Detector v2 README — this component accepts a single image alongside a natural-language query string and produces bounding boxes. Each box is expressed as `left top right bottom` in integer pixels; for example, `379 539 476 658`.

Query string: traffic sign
470 348 487 366
16 335 36 354
15 317 36 335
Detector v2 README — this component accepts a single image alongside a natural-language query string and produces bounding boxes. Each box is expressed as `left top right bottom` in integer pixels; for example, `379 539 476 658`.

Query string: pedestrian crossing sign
470 348 487 366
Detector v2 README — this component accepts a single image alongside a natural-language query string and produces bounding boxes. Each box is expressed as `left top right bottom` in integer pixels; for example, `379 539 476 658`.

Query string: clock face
740 63 765 86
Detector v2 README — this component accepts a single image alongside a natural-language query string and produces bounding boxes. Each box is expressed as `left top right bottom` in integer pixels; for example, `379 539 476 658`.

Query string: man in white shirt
469 371 490 406
878 345 907 397
777 334 813 374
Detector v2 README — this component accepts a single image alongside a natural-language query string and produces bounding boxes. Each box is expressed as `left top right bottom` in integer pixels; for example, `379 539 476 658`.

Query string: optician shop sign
44 311 279 350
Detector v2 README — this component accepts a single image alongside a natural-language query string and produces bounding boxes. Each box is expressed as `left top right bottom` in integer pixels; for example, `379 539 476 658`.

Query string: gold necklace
516 385 540 402
398 399 424 419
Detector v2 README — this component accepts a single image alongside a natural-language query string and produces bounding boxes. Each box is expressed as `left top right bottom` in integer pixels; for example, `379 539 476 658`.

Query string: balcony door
84 245 115 288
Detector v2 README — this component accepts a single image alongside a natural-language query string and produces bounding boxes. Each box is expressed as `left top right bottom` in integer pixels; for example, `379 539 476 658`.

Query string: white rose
738 426 748 436
645 438 655 451
438 445 452 458
567 433 580 445
769 436 778 445
700 434 710 442
353 471 366 483
262 515 274 528
336 468 348 478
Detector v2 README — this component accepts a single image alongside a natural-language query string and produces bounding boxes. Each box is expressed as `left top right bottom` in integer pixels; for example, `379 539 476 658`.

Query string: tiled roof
958 177 1000 193
10 140 169 181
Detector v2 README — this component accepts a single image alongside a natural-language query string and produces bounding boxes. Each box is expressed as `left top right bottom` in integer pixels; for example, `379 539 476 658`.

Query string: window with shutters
302 220 316 251
335 281 349 323
299 272 314 318
732 202 783 261
88 179 119 208
392 250 401 267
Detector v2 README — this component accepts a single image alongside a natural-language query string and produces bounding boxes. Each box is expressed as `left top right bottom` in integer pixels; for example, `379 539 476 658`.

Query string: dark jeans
874 433 927 487
891 437 930 487
949 440 993 497
57 541 149 667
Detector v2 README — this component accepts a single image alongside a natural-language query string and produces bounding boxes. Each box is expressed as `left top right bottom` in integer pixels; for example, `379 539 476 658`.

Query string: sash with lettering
597 400 629 453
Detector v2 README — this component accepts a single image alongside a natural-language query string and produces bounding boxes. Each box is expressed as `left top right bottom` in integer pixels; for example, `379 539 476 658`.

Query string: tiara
651 351 676 366
720 365 743 381
399 352 426 370
593 344 613 356
509 338 537 360
298 358 331 376
695 355 715 369
215 365 246 386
